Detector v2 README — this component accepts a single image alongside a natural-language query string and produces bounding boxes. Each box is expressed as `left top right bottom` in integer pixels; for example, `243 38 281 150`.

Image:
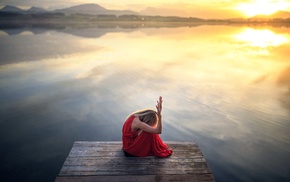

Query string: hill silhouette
27 6 47 13
0 4 138 16
54 3 138 16
0 5 25 13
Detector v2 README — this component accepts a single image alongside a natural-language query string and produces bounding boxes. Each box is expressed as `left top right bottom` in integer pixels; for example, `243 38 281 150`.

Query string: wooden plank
59 165 211 175
62 157 206 166
56 141 215 182
56 174 215 182
56 175 156 182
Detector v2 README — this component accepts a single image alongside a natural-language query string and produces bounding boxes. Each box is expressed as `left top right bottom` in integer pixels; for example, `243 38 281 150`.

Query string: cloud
139 2 245 18
140 7 189 17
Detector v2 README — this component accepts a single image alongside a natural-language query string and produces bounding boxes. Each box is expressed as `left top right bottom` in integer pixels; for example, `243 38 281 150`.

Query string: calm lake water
0 24 290 182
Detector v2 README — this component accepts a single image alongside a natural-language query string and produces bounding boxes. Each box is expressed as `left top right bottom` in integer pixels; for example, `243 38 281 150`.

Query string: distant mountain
55 3 106 14
0 5 47 14
55 3 138 16
252 10 290 19
271 10 290 18
0 4 138 16
27 6 47 13
0 5 25 13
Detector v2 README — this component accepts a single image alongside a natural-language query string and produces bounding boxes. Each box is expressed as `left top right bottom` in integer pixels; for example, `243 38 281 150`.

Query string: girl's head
132 109 158 126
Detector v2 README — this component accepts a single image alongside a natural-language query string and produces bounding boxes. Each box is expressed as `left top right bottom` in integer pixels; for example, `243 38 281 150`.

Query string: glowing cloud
236 0 290 17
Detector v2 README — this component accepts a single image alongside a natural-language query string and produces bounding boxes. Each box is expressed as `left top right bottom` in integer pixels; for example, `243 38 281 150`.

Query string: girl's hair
128 109 158 126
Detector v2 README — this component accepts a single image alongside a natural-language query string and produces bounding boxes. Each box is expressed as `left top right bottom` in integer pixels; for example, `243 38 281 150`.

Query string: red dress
122 115 172 157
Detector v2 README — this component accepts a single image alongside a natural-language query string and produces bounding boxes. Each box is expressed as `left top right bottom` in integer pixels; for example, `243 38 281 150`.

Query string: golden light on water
234 28 288 48
236 0 290 17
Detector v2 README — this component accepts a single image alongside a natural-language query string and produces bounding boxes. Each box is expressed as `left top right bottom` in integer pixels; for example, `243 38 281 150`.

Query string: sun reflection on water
234 28 288 48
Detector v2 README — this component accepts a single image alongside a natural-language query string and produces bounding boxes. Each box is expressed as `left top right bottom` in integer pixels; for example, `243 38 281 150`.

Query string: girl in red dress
122 96 172 157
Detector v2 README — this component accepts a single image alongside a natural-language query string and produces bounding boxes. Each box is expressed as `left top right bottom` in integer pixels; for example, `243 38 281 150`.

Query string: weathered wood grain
55 141 215 182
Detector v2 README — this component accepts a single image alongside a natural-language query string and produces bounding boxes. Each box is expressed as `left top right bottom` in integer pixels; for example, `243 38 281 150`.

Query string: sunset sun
236 0 290 17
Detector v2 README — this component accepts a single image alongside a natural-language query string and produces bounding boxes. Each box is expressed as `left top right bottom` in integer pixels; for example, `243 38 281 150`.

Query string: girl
122 96 172 157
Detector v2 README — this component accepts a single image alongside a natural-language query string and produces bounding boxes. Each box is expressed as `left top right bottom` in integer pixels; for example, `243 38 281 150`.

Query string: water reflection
277 67 290 111
0 27 134 65
234 28 288 48
0 25 290 182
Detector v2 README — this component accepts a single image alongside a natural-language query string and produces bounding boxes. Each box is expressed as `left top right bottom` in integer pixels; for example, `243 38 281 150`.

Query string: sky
1 0 290 18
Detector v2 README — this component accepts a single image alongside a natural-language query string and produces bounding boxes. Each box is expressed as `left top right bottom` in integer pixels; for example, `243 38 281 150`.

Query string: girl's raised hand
156 96 163 115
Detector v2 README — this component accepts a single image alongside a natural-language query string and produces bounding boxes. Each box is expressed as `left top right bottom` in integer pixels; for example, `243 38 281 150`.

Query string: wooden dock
55 141 215 182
